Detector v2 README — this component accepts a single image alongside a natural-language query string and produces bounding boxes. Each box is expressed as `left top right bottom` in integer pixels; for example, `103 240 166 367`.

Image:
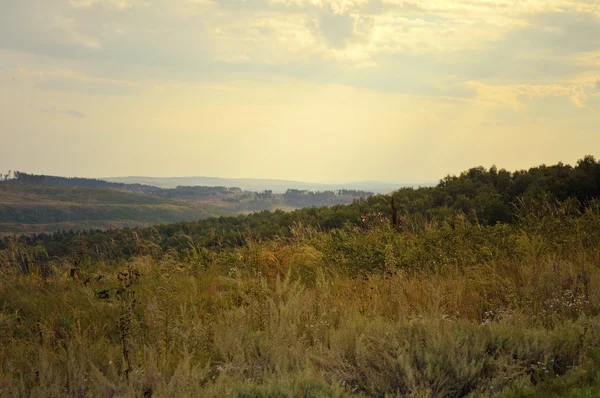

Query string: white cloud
52 13 103 48
2 0 599 79
466 80 599 112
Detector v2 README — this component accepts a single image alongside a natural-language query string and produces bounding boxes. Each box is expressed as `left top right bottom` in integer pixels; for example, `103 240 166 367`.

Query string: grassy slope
0 184 229 235
1 205 600 396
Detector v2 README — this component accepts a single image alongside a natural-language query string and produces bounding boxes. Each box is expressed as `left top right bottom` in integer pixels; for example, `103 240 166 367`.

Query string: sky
1 0 599 183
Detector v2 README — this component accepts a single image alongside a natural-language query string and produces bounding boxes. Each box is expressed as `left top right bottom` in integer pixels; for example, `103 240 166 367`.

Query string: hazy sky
1 0 599 182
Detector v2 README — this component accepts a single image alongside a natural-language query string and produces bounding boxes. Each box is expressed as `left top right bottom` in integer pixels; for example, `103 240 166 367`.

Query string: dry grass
1 209 600 397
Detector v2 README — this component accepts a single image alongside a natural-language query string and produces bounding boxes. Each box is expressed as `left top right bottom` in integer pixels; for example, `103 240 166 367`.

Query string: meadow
2 198 600 397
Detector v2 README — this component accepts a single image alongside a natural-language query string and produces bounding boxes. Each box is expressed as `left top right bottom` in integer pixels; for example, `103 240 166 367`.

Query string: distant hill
10 171 160 193
9 154 600 262
0 184 227 236
103 176 434 194
0 173 383 235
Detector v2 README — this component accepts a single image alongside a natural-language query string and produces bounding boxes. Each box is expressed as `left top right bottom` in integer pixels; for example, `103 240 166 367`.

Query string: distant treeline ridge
2 155 599 264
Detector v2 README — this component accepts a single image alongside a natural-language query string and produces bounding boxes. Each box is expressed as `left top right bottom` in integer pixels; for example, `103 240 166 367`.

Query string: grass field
1 202 600 396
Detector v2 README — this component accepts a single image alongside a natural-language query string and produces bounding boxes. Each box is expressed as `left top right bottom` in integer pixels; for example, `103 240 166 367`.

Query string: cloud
41 106 85 118
527 12 600 55
466 80 599 112
424 10 600 87
596 79 600 89
312 11 355 48
69 0 149 10
1 0 599 97
16 66 135 95
34 78 133 95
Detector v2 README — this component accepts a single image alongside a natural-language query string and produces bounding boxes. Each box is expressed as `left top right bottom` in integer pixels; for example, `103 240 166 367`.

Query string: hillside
2 156 600 396
9 155 599 261
0 184 227 236
0 174 376 235
104 175 432 194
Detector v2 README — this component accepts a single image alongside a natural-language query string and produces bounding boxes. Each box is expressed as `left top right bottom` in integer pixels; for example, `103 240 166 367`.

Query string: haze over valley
103 175 433 194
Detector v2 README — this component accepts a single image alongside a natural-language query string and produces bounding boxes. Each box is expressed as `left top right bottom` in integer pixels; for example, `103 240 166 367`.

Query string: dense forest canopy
2 155 599 265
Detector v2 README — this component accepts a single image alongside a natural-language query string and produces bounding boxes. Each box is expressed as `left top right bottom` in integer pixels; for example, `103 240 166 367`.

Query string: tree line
2 155 599 264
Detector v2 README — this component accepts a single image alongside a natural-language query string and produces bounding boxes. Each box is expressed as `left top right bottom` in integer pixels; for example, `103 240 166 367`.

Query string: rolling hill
0 174 378 235
104 175 434 194
0 184 227 236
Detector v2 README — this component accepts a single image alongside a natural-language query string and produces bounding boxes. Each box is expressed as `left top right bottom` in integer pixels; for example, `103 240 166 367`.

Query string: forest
6 172 374 204
4 155 598 265
0 175 374 236
1 156 600 396
0 171 372 238
9 171 160 193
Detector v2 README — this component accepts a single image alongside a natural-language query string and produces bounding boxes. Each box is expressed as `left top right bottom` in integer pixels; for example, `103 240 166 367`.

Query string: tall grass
1 203 600 396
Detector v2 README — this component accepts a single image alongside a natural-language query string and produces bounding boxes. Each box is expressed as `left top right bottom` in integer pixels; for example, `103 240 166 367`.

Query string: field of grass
1 201 600 396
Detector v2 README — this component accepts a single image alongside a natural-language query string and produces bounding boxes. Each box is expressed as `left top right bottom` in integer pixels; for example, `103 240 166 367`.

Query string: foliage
1 156 600 395
0 176 373 235
1 204 600 396
5 155 600 265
